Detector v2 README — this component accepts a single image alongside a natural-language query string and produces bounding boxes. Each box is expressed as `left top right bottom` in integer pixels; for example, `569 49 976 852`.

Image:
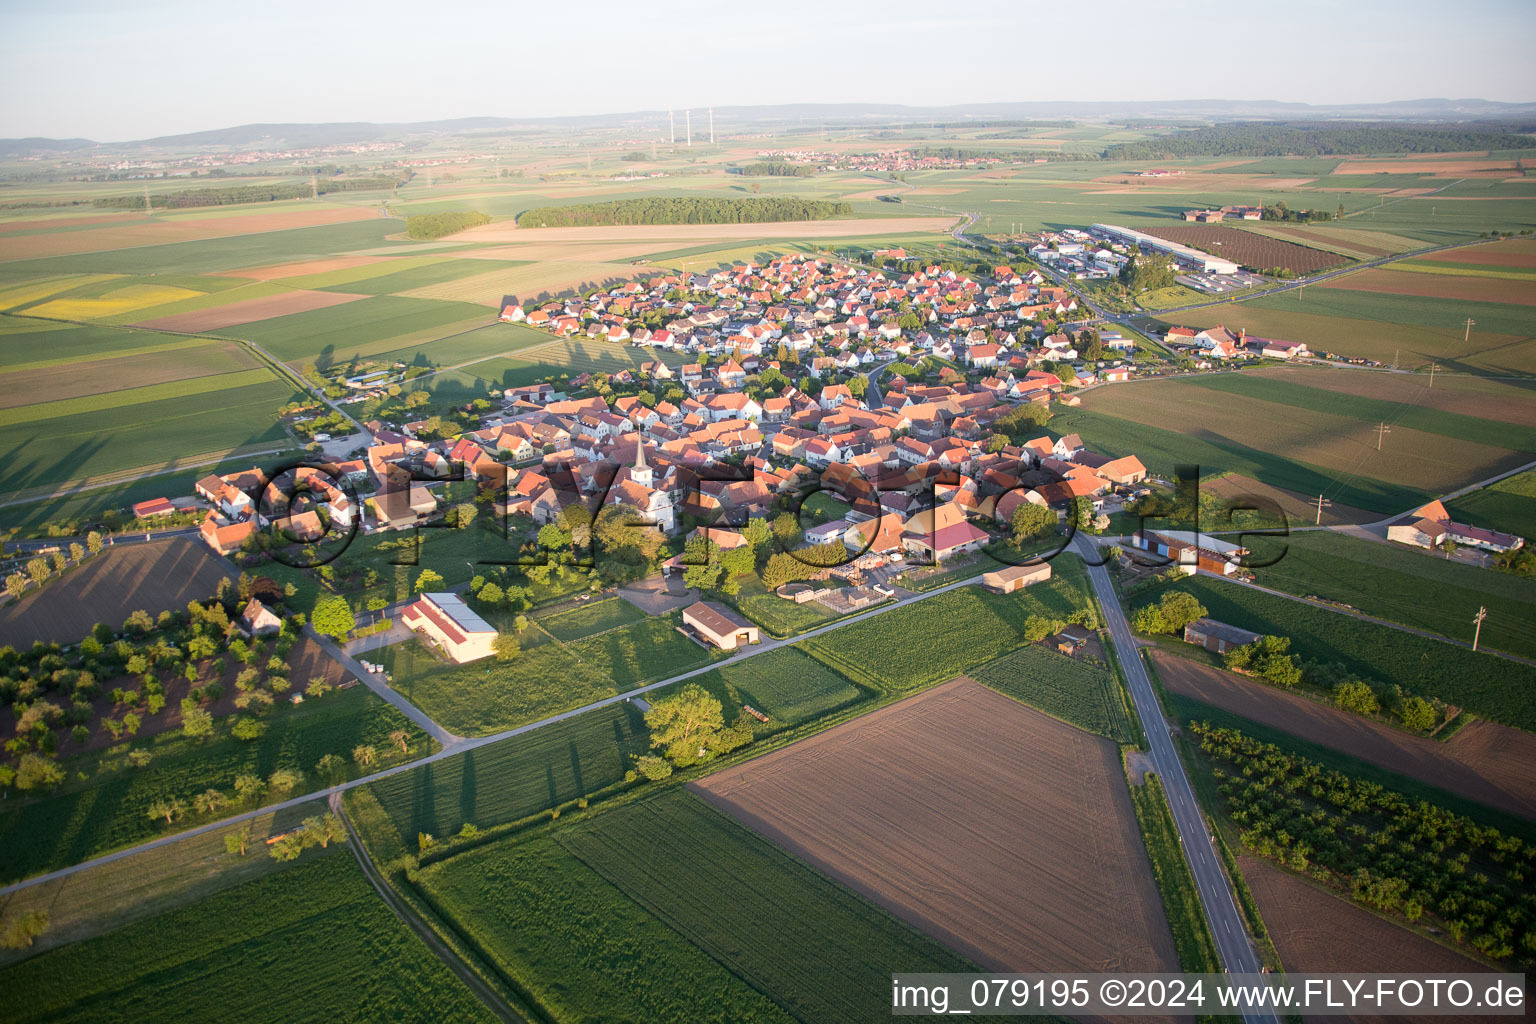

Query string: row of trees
1193 721 1534 962
1103 122 1534 160
732 162 816 177
3 532 105 600
515 197 852 228
92 177 400 209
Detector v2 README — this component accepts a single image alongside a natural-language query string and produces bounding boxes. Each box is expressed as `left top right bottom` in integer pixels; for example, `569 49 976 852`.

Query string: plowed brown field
693 677 1179 974
1239 856 1504 1024
1157 654 1536 819
1321 268 1536 306
1411 238 1536 270
132 289 368 331
0 539 235 648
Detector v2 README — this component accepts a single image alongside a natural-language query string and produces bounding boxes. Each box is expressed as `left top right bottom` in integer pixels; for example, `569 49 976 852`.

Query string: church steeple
631 441 652 488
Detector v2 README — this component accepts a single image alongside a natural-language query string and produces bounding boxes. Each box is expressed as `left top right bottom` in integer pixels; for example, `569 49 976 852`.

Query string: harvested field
454 215 957 245
1136 223 1346 273
693 678 1178 974
1158 655 1536 820
0 539 234 648
213 255 385 281
0 212 143 233
454 242 664 262
1245 365 1536 430
1323 267 1536 306
1080 378 1525 496
402 260 651 307
0 206 377 261
130 288 369 331
1414 238 1536 269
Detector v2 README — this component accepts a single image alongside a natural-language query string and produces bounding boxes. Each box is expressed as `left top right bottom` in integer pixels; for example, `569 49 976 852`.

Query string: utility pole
1376 421 1391 450
1392 347 1399 369
1472 605 1487 652
1428 362 1438 387
142 183 153 215
310 175 318 199
1310 493 1332 525
1462 317 1475 346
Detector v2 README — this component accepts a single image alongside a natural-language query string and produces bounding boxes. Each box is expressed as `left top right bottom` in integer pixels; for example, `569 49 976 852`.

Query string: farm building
132 497 176 519
401 592 498 663
1387 518 1449 549
1388 500 1524 554
199 512 255 556
1133 529 1248 576
1183 618 1262 655
682 601 760 651
982 563 1053 593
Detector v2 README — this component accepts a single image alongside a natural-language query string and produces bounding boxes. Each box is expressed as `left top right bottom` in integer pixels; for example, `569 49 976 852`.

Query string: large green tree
311 595 355 641
645 683 725 766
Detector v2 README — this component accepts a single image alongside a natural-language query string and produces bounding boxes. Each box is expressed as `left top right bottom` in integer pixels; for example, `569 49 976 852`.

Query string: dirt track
1157 654 1536 819
693 677 1179 975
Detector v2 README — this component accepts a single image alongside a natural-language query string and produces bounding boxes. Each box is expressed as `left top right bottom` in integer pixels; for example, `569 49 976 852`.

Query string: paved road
1075 535 1276 1024
0 572 982 897
306 626 462 747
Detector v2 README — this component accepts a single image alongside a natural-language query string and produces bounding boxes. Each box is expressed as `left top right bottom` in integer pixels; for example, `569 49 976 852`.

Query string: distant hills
4 98 1535 155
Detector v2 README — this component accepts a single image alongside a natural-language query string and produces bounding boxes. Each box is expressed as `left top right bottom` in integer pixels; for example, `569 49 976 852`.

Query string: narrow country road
331 792 523 1023
1075 535 1277 1024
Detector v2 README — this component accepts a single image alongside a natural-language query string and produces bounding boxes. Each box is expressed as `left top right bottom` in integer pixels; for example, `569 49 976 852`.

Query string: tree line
92 176 402 209
404 210 491 239
515 197 851 228
731 162 816 177
1103 122 1535 161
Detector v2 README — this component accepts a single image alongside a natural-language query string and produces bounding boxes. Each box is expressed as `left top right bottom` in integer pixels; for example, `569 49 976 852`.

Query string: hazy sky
3 0 1534 140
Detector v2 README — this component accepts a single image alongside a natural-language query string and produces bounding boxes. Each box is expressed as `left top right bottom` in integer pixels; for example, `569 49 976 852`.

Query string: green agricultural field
416 832 797 1024
366 319 553 371
556 791 976 1017
1147 576 1536 732
380 632 617 737
459 335 686 390
1447 470 1536 542
0 852 498 1024
1246 283 1535 338
0 320 209 371
1185 374 1536 452
317 258 523 296
0 799 329 965
550 791 975 1024
214 294 491 364
0 219 404 277
801 569 1090 694
659 646 868 733
0 685 431 885
1048 406 1429 515
1246 532 1536 660
970 643 1134 742
564 612 721 687
348 700 648 865
0 375 300 494
535 597 646 641
727 577 838 637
